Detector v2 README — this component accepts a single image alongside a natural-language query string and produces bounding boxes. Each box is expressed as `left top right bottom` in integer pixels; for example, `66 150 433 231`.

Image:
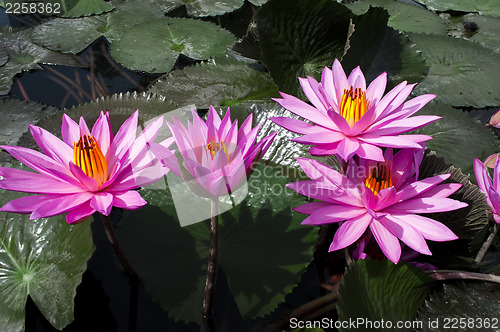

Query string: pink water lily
272 59 439 162
474 157 500 223
288 149 466 263
0 111 168 224
150 106 277 197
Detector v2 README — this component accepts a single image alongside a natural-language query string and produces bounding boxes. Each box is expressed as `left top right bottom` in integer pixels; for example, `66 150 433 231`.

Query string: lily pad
341 6 428 87
148 58 279 109
110 18 237 73
414 101 500 173
0 49 7 66
0 172 95 332
18 92 180 151
345 0 447 34
248 0 268 6
58 0 114 17
445 13 500 53
255 0 353 97
414 0 500 17
118 164 317 323
0 28 82 95
409 32 500 107
337 259 434 330
32 0 165 54
417 283 500 331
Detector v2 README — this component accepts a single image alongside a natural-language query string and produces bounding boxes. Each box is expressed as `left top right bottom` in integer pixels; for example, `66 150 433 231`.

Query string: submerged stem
427 270 500 285
100 213 139 281
473 223 499 268
202 198 219 318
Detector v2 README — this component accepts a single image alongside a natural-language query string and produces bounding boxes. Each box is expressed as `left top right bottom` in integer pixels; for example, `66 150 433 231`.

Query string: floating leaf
248 0 269 6
0 28 82 94
417 283 500 331
110 18 237 73
118 164 317 323
345 0 447 34
148 58 279 109
337 259 434 331
409 32 500 107
256 0 352 97
414 0 500 17
0 172 95 332
445 13 500 53
184 0 244 17
0 49 7 66
32 0 165 54
414 101 499 173
18 92 179 151
341 7 427 87
59 0 114 18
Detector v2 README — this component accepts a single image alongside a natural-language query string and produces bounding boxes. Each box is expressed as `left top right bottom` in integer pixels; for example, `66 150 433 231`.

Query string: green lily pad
58 0 114 17
0 49 7 66
143 0 244 16
414 0 500 17
0 99 57 152
414 101 499 173
110 18 237 73
445 13 500 53
118 164 317 323
248 0 268 6
417 283 500 331
0 171 95 332
255 0 353 97
337 259 434 331
0 28 82 95
341 7 428 87
18 92 179 151
345 0 447 34
32 0 165 54
148 58 279 109
409 32 500 108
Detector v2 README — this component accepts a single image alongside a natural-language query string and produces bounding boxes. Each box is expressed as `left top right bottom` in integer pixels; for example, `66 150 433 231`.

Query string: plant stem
426 270 500 285
473 223 499 268
100 214 140 281
202 199 219 318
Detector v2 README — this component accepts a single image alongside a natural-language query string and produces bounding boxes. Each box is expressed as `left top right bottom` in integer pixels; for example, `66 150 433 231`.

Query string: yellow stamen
74 135 109 187
339 86 368 127
364 164 393 196
206 141 230 161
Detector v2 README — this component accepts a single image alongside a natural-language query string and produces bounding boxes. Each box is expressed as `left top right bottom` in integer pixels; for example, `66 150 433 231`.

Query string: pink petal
108 165 166 191
112 190 147 209
336 137 360 161
326 109 351 134
366 71 387 107
238 113 253 138
370 219 401 263
474 158 491 194
321 66 337 107
373 80 407 120
78 116 91 136
331 59 349 104
357 134 424 149
387 197 468 214
30 192 92 219
90 191 114 215
0 194 50 214
69 162 99 191
91 111 112 156
270 117 323 135
367 116 440 136
355 142 384 162
309 205 366 224
0 167 84 194
299 76 328 112
416 183 462 198
329 213 372 251
29 125 73 166
293 201 332 215
61 114 80 146
291 131 345 144
110 111 139 161
347 66 366 91
309 142 340 156
206 105 222 129
66 201 95 224
390 214 457 242
396 174 450 202
380 214 432 255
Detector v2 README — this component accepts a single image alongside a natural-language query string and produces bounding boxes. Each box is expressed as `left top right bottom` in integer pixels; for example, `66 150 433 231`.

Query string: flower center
206 140 230 161
74 135 109 187
364 164 392 196
339 86 367 127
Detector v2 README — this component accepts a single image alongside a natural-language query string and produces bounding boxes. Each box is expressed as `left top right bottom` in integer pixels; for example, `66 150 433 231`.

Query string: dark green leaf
59 0 114 18
148 58 279 109
445 13 500 53
337 259 434 331
414 101 500 173
256 0 353 97
345 0 447 34
414 0 500 17
341 7 427 87
32 0 165 54
110 18 237 73
409 32 500 107
118 164 317 323
417 283 500 331
0 174 95 331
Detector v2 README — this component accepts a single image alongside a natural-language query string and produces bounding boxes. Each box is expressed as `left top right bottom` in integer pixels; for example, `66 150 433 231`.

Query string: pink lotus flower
288 149 467 263
271 59 439 162
489 109 500 128
150 106 277 197
474 157 500 223
0 111 167 224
